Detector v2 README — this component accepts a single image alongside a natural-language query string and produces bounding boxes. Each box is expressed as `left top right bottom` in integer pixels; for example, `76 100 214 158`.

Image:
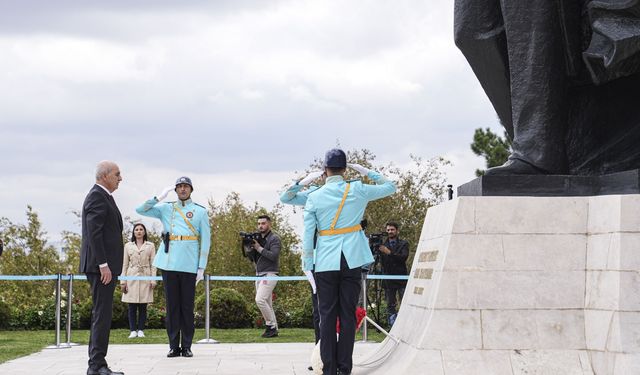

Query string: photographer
243 215 281 338
379 222 409 327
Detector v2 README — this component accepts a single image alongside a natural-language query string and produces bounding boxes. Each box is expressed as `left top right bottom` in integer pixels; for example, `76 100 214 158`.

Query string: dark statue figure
455 0 640 176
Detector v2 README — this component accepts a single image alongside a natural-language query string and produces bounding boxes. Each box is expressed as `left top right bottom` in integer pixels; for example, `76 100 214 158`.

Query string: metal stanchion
197 274 219 344
361 272 368 343
46 273 70 349
65 274 78 346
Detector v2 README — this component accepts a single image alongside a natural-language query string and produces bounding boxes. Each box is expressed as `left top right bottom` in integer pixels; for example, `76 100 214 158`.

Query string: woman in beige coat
121 223 157 338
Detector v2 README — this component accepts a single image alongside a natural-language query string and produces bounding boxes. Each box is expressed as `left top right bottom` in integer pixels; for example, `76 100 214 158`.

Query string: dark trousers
311 274 321 344
384 287 405 316
128 303 148 331
316 254 362 375
162 270 196 350
86 273 116 370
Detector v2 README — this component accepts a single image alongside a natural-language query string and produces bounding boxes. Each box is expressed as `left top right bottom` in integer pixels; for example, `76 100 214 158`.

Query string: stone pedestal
356 195 640 374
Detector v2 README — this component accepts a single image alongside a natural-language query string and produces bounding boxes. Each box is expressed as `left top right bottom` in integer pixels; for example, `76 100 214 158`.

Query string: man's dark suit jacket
79 184 124 275
380 238 409 289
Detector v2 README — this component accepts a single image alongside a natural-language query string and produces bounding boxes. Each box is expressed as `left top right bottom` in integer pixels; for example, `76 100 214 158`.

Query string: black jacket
79 184 124 275
380 238 409 288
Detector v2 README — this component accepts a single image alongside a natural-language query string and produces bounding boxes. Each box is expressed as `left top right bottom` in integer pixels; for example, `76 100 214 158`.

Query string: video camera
239 231 263 246
367 232 388 255
239 231 266 262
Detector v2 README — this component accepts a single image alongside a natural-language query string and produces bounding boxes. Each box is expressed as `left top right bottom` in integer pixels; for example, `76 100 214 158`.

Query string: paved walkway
0 342 379 374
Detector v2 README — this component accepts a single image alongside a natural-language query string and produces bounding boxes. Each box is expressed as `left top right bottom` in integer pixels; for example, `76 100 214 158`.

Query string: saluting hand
156 185 175 201
347 163 371 176
298 170 324 186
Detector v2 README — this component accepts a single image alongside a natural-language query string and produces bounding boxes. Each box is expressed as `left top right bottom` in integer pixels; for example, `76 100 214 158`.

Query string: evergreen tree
471 127 512 176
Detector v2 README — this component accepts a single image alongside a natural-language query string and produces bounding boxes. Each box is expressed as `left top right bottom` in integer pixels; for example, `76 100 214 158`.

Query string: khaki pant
255 273 278 328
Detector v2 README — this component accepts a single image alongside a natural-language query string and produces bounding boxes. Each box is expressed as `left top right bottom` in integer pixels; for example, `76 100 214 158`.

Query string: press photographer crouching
379 222 409 327
242 215 282 338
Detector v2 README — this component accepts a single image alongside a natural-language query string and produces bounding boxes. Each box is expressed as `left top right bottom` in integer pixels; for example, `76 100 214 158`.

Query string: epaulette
194 203 207 209
166 201 176 204
346 179 360 183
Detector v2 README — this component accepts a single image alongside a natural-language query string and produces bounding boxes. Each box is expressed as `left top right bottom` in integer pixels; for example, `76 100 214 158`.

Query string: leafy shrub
146 304 166 329
195 287 252 328
8 297 58 330
274 292 314 328
0 299 11 329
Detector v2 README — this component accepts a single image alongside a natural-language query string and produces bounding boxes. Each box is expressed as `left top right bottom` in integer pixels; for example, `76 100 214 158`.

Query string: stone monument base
356 195 640 374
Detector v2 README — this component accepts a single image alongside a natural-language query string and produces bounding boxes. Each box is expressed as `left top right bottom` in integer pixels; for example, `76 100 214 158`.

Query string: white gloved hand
347 163 371 176
156 185 175 201
195 268 205 285
299 170 324 186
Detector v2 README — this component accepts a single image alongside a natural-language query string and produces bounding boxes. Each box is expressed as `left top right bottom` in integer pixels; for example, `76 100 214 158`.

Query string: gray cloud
0 0 501 244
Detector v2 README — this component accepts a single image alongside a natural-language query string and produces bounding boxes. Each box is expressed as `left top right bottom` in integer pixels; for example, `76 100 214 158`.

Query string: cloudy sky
0 0 499 246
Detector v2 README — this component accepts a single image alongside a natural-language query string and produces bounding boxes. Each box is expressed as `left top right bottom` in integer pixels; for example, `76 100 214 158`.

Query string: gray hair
95 160 115 181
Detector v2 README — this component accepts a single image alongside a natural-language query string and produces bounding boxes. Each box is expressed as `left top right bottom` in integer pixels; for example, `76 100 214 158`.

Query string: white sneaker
137 330 145 338
128 331 137 338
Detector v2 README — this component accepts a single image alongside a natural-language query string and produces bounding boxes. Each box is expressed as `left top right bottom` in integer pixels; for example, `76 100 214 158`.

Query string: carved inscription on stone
418 250 438 263
414 286 424 295
414 268 433 279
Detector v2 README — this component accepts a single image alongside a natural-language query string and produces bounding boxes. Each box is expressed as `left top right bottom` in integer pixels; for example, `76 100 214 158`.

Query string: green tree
0 206 64 309
206 193 307 320
471 127 512 176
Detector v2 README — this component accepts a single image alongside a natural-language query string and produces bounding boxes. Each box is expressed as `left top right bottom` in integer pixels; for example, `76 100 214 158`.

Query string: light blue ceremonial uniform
303 171 396 272
136 198 210 274
280 183 320 206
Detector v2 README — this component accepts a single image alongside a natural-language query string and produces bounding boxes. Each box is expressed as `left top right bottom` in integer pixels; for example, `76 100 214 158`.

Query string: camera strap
318 183 362 236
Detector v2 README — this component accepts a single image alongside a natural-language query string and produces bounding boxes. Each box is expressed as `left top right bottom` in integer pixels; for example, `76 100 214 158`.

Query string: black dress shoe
308 365 313 371
167 348 181 358
181 348 193 357
484 159 550 176
261 326 279 338
87 366 124 375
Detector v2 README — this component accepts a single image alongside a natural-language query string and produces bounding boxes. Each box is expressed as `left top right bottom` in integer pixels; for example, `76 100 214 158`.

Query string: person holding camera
378 222 409 327
135 176 210 358
302 148 396 375
243 215 282 338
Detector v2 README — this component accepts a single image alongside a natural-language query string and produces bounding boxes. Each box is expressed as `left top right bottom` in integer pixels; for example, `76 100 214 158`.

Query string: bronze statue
455 0 640 175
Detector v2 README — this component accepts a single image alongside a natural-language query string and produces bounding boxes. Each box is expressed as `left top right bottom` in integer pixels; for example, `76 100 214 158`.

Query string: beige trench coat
121 241 157 304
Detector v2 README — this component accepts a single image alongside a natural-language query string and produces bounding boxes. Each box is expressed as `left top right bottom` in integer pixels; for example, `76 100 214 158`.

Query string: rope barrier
0 274 409 281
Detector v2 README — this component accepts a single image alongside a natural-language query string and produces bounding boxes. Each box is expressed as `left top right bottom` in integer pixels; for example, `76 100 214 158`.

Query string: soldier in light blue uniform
280 170 324 371
136 176 210 359
302 149 396 375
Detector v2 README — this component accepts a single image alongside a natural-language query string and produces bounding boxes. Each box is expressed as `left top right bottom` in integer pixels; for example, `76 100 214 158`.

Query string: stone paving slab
0 342 379 375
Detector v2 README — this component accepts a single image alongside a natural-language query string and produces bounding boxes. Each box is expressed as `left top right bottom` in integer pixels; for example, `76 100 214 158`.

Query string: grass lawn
0 328 386 364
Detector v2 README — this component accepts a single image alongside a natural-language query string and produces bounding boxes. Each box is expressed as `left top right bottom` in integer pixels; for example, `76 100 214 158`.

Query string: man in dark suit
79 161 125 375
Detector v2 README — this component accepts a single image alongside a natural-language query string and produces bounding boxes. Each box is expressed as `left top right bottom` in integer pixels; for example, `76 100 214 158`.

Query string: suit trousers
86 273 116 370
162 270 196 350
316 254 362 375
384 287 405 316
